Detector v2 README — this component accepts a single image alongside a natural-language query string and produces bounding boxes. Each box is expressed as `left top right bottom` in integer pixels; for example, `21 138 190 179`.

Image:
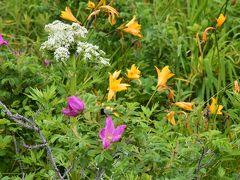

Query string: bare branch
0 101 37 130
38 130 63 179
12 133 25 180
0 100 66 180
63 166 73 179
22 141 47 149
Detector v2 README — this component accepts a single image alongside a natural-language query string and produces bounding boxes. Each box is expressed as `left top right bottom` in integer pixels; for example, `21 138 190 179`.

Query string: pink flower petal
62 108 79 116
102 139 111 149
112 125 126 142
105 116 115 134
99 128 106 139
0 34 8 46
68 96 85 111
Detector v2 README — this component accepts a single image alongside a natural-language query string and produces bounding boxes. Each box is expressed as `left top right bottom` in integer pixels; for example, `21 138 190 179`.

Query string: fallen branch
22 141 48 150
0 100 71 179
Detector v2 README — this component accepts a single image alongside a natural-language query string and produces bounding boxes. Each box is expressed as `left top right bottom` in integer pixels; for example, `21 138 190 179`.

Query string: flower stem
70 55 77 95
146 89 158 107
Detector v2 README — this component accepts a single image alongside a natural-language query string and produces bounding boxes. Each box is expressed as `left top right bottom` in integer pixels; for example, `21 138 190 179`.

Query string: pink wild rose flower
0 34 8 46
62 96 85 117
99 116 126 149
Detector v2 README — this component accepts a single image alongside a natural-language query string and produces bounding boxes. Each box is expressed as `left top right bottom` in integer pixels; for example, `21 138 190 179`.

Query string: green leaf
95 154 104 164
24 173 35 180
218 166 225 177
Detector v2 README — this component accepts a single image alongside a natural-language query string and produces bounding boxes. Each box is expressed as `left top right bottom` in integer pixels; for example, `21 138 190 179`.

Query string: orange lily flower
107 71 130 101
167 111 176 126
126 64 141 80
155 66 174 91
120 16 142 38
60 7 80 23
216 13 226 28
208 98 223 115
175 102 193 111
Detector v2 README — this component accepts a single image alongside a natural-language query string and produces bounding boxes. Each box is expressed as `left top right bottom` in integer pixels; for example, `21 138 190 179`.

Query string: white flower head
41 20 87 53
41 20 109 66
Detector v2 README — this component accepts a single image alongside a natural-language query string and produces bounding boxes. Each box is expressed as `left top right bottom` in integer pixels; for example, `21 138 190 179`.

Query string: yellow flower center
106 134 113 141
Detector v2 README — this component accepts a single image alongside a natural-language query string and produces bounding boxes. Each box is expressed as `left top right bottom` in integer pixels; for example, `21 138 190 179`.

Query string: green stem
223 0 230 15
218 0 229 16
214 31 222 94
70 55 77 95
146 89 158 107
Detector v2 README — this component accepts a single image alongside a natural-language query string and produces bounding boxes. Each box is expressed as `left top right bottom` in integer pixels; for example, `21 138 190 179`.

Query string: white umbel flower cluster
76 42 110 65
40 20 110 65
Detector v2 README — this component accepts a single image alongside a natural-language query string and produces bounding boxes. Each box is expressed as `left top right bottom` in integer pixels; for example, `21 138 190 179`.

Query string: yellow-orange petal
216 13 226 28
167 111 176 126
108 72 130 101
155 66 174 91
87 10 101 20
99 5 119 25
122 16 142 38
234 80 240 93
112 70 121 79
175 102 193 111
96 0 106 8
208 98 223 115
107 89 115 101
167 89 175 101
113 112 120 117
126 64 141 80
60 7 80 23
87 1 96 9
108 12 117 25
99 5 119 16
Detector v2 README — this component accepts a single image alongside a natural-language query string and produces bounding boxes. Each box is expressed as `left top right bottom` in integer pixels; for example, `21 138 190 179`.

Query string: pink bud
62 96 85 117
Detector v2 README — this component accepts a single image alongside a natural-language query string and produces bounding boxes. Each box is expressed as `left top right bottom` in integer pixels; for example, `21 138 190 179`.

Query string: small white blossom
84 53 92 60
54 47 70 61
76 42 110 65
99 57 110 65
72 23 88 39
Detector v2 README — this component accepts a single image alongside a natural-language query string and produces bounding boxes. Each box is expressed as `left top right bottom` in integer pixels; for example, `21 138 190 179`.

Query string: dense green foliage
1 0 240 179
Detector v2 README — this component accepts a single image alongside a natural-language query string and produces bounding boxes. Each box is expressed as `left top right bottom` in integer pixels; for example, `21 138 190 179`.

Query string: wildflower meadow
1 0 240 179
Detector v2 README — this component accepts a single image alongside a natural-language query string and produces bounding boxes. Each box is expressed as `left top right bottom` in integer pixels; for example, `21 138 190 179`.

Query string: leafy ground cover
1 0 240 179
